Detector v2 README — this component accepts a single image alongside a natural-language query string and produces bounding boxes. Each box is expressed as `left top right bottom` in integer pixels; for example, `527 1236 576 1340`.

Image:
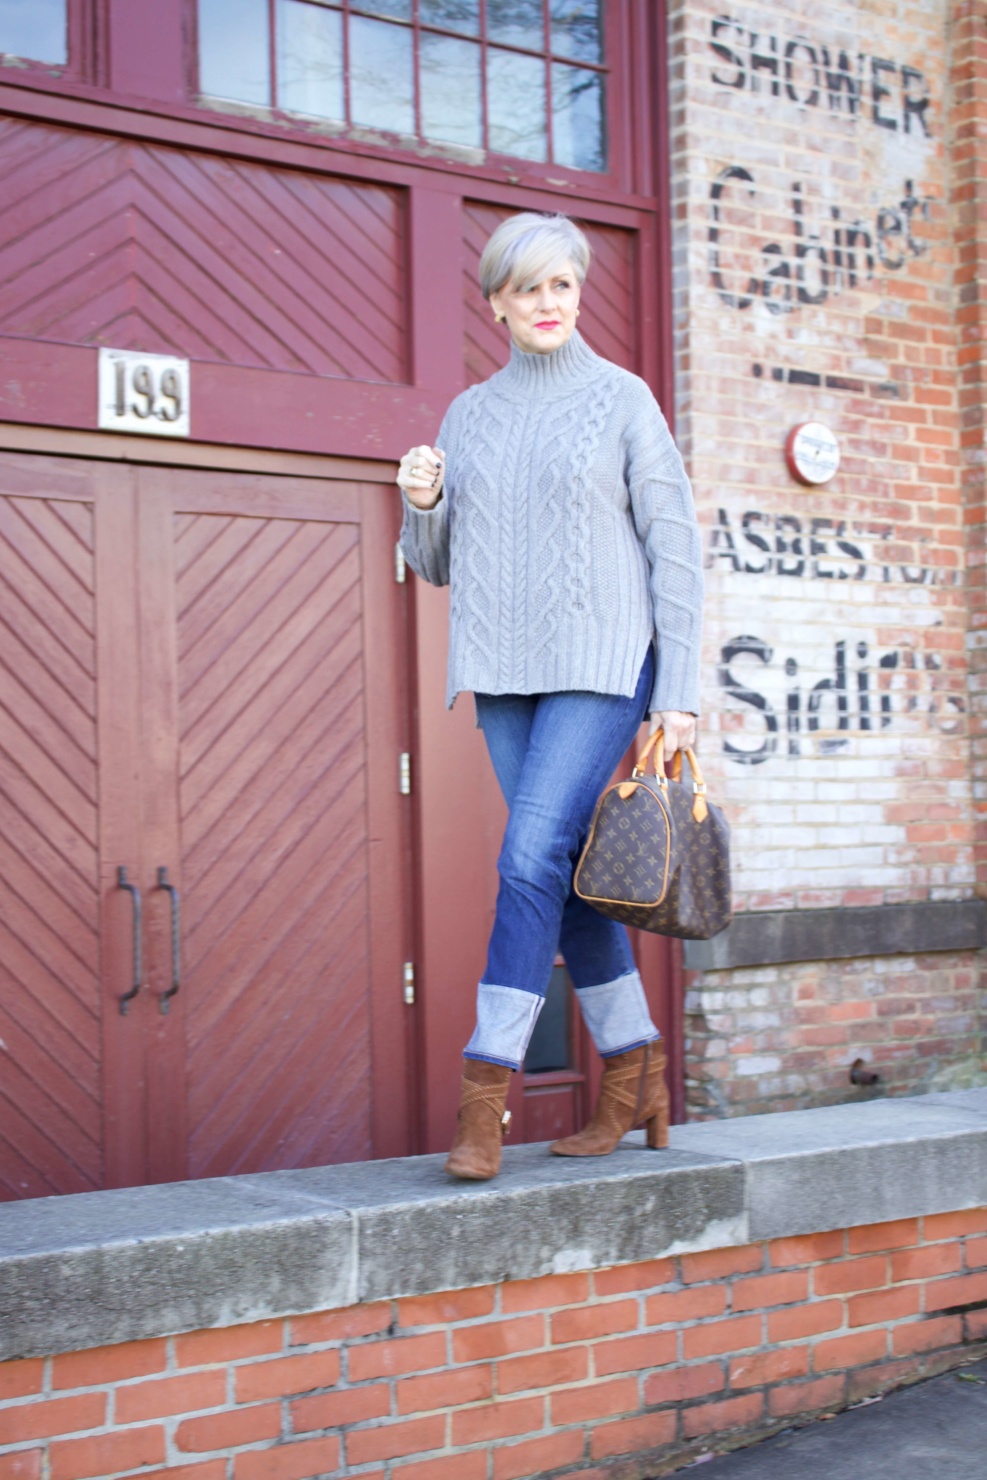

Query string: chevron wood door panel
136 468 414 1182
0 453 145 1200
0 117 407 384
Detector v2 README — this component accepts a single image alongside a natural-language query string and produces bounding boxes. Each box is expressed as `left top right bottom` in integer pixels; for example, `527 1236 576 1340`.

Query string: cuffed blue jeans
466 649 661 1070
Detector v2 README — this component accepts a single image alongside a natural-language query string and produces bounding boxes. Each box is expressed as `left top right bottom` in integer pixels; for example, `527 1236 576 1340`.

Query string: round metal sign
785 422 841 485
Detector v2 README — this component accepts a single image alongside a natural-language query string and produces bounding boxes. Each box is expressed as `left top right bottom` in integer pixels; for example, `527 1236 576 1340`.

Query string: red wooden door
0 453 415 1199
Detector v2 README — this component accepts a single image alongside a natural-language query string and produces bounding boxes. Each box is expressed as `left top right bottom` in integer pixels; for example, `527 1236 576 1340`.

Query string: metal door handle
117 866 142 1014
156 867 181 1014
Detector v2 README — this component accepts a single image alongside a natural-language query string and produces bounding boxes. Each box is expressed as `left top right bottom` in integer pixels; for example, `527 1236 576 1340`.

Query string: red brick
769 1232 845 1266
393 1455 487 1480
0 1360 43 1402
965 1309 987 1340
965 1236 987 1268
644 1362 724 1406
452 1396 543 1444
768 1375 845 1418
731 1271 809 1312
348 1333 446 1383
397 1365 492 1415
594 1331 677 1377
593 1259 676 1296
175 1323 282 1368
291 1383 390 1431
177 1402 281 1452
136 1467 226 1480
813 1329 888 1371
347 1415 446 1465
0 1394 106 1445
891 1244 962 1282
452 1316 544 1363
680 1245 763 1283
50 1425 165 1480
728 1346 809 1389
494 1429 585 1479
0 1455 42 1480
891 1316 963 1355
848 1219 921 1254
645 1285 726 1325
235 1437 340 1480
398 1288 495 1327
846 1358 921 1402
814 1256 888 1297
290 1304 390 1345
847 1286 921 1328
923 1210 987 1240
682 1315 763 1360
497 1345 589 1394
589 1409 677 1460
551 1299 638 1345
925 1271 987 1311
683 1392 764 1438
116 1369 227 1423
235 1349 340 1403
52 1340 167 1389
501 1272 590 1312
551 1376 639 1425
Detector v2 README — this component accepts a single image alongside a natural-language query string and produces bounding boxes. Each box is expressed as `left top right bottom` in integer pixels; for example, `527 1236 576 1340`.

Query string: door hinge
399 752 412 795
394 542 407 583
403 962 416 1005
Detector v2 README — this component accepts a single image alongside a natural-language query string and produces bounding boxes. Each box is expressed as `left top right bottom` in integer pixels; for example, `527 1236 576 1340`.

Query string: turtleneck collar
499 329 601 393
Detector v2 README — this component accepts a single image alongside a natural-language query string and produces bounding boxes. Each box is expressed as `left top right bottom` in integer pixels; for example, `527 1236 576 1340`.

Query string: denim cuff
575 970 660 1056
465 983 545 1071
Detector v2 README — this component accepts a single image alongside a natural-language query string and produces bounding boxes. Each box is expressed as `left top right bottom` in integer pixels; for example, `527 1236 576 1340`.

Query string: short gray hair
479 212 591 300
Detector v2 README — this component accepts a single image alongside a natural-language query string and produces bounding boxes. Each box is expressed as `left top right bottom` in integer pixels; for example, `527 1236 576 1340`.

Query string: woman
397 212 703 1181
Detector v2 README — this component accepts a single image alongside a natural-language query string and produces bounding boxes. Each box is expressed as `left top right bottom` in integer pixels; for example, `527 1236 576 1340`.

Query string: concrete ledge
683 899 987 971
2 1090 987 1362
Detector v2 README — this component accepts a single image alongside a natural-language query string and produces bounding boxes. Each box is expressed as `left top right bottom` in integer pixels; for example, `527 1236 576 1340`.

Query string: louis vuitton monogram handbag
574 730 732 940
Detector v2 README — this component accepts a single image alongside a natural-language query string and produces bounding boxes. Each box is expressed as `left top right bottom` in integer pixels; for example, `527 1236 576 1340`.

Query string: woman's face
489 259 582 355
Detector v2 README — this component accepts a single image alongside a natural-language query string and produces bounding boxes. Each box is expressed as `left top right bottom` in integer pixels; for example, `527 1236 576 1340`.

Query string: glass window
197 0 607 172
421 33 481 149
551 0 601 64
488 48 546 161
349 15 414 135
552 63 605 172
420 0 479 37
276 0 344 121
486 0 543 51
199 0 270 106
0 0 67 65
524 966 571 1073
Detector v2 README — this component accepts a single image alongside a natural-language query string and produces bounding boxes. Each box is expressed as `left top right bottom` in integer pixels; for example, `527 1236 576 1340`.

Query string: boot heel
645 1113 668 1150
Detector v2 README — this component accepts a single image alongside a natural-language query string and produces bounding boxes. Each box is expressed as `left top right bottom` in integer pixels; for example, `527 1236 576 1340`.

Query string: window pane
198 0 270 105
550 0 601 63
421 34 481 148
552 62 604 171
486 0 543 51
487 48 546 160
277 0 343 119
351 1 412 19
420 0 479 37
349 15 414 135
0 0 66 64
524 966 571 1073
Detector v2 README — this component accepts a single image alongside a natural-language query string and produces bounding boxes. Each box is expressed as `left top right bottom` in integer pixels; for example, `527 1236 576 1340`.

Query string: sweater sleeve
624 386 704 716
398 405 454 588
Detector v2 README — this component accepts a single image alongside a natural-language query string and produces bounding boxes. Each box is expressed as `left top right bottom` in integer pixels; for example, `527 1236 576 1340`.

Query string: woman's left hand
649 710 697 760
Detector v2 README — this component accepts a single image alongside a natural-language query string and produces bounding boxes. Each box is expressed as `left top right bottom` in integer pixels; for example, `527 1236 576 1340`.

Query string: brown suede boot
550 1043 669 1157
444 1060 513 1180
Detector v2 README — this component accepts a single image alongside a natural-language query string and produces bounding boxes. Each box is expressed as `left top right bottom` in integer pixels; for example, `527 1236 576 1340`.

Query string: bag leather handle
631 730 709 822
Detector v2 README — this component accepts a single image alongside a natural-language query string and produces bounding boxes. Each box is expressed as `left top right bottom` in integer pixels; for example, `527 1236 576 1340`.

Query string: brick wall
2 1211 985 1480
668 0 986 1114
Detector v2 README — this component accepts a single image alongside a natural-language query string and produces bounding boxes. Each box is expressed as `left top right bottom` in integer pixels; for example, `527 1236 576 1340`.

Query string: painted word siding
671 0 972 904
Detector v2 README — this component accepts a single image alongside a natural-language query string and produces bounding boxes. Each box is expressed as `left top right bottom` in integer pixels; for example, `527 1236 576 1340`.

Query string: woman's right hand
397 446 445 510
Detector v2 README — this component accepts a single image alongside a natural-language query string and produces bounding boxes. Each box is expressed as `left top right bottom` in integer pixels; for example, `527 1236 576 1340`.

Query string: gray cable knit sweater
399 330 704 716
